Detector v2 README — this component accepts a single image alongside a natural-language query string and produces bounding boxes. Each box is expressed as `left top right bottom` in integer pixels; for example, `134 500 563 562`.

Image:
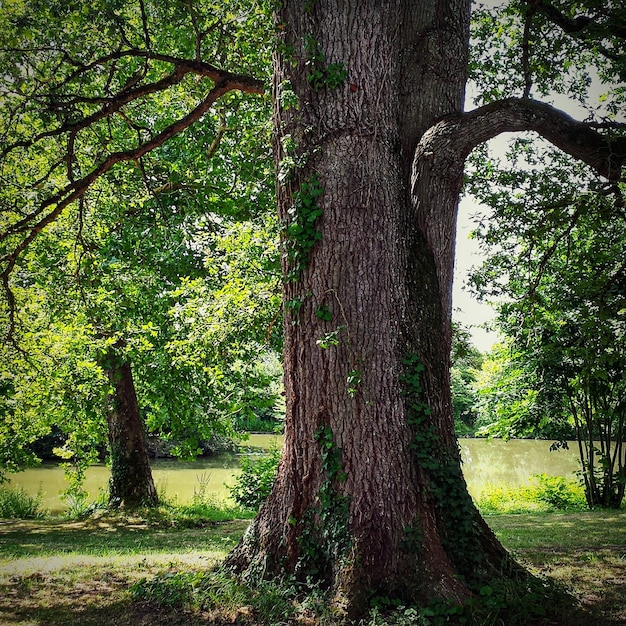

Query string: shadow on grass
0 518 249 560
488 512 626 625
0 597 218 626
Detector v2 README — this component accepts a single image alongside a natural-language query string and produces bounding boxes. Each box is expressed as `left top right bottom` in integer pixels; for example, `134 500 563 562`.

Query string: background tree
0 117 280 504
468 149 626 505
472 340 575 440
0 0 275 506
0 0 625 619
450 322 483 435
465 0 626 510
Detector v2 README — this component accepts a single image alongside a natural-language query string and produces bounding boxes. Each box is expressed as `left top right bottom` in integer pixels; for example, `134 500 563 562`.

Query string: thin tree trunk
104 342 158 508
227 0 522 613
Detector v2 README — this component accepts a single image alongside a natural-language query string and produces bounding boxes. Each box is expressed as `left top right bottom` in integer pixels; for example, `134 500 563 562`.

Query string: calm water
7 436 580 513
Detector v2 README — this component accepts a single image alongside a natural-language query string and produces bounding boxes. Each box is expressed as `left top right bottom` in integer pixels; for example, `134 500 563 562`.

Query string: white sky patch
453 195 499 353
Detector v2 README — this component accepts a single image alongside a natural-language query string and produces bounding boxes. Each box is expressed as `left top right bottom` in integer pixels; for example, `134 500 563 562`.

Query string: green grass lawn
487 511 626 625
1 510 625 625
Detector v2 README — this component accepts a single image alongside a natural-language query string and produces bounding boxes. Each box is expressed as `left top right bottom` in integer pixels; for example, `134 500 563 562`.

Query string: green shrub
229 446 281 510
0 486 46 519
476 483 546 514
476 475 586 514
533 473 586 510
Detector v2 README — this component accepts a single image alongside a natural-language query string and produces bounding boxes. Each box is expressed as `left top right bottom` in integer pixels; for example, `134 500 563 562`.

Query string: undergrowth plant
131 562 575 626
0 485 45 519
476 474 586 514
131 570 297 624
230 445 281 509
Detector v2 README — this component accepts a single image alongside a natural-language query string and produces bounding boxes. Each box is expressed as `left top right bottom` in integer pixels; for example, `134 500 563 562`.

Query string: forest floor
0 510 625 625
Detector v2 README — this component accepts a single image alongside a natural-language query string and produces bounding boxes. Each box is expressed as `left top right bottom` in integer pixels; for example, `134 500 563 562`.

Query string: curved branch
419 97 626 181
0 77 261 338
527 0 593 35
0 53 264 161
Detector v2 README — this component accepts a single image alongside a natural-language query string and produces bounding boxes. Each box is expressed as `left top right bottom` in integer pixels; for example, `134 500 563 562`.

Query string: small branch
521 7 534 99
207 108 228 159
527 205 582 299
524 0 626 63
528 0 593 35
139 0 151 49
0 53 264 161
151 181 199 195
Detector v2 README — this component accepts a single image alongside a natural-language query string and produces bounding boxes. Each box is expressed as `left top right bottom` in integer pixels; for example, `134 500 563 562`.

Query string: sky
452 196 499 353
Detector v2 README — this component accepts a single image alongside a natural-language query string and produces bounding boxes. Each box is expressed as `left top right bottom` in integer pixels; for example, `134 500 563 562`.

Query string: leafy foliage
0 0 279 486
0 0 270 252
473 341 575 440
230 446 281 510
467 131 626 507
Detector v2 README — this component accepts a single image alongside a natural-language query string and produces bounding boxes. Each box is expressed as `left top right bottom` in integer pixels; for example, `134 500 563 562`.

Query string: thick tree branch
0 53 264 161
418 97 626 181
0 76 263 339
527 0 593 35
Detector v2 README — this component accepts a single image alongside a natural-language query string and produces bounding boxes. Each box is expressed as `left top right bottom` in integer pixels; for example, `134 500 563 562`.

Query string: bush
0 486 46 519
476 483 546 514
533 473 586 510
476 475 586 514
230 447 281 510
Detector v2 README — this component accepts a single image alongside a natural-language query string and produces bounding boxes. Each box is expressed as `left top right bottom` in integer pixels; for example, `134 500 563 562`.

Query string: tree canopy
0 0 269 338
0 0 280 485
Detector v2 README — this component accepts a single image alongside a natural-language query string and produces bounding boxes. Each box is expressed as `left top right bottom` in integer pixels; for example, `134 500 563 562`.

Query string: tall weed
0 486 46 519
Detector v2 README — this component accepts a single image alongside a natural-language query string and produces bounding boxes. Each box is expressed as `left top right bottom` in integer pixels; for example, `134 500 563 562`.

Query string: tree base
221 552 583 625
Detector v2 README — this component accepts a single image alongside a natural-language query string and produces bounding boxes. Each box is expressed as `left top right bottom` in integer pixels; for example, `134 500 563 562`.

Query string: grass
0 514 250 626
485 510 626 625
0 484 625 625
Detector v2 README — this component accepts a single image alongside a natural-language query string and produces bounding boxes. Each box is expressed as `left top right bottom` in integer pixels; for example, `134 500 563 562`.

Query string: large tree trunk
104 342 158 508
227 0 519 613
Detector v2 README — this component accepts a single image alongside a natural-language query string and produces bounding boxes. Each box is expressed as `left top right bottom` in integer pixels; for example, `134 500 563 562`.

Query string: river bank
7 436 581 514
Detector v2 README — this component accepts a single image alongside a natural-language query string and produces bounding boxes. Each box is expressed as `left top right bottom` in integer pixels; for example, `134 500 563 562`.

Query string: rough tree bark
103 341 158 508
224 0 624 615
226 0 514 610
